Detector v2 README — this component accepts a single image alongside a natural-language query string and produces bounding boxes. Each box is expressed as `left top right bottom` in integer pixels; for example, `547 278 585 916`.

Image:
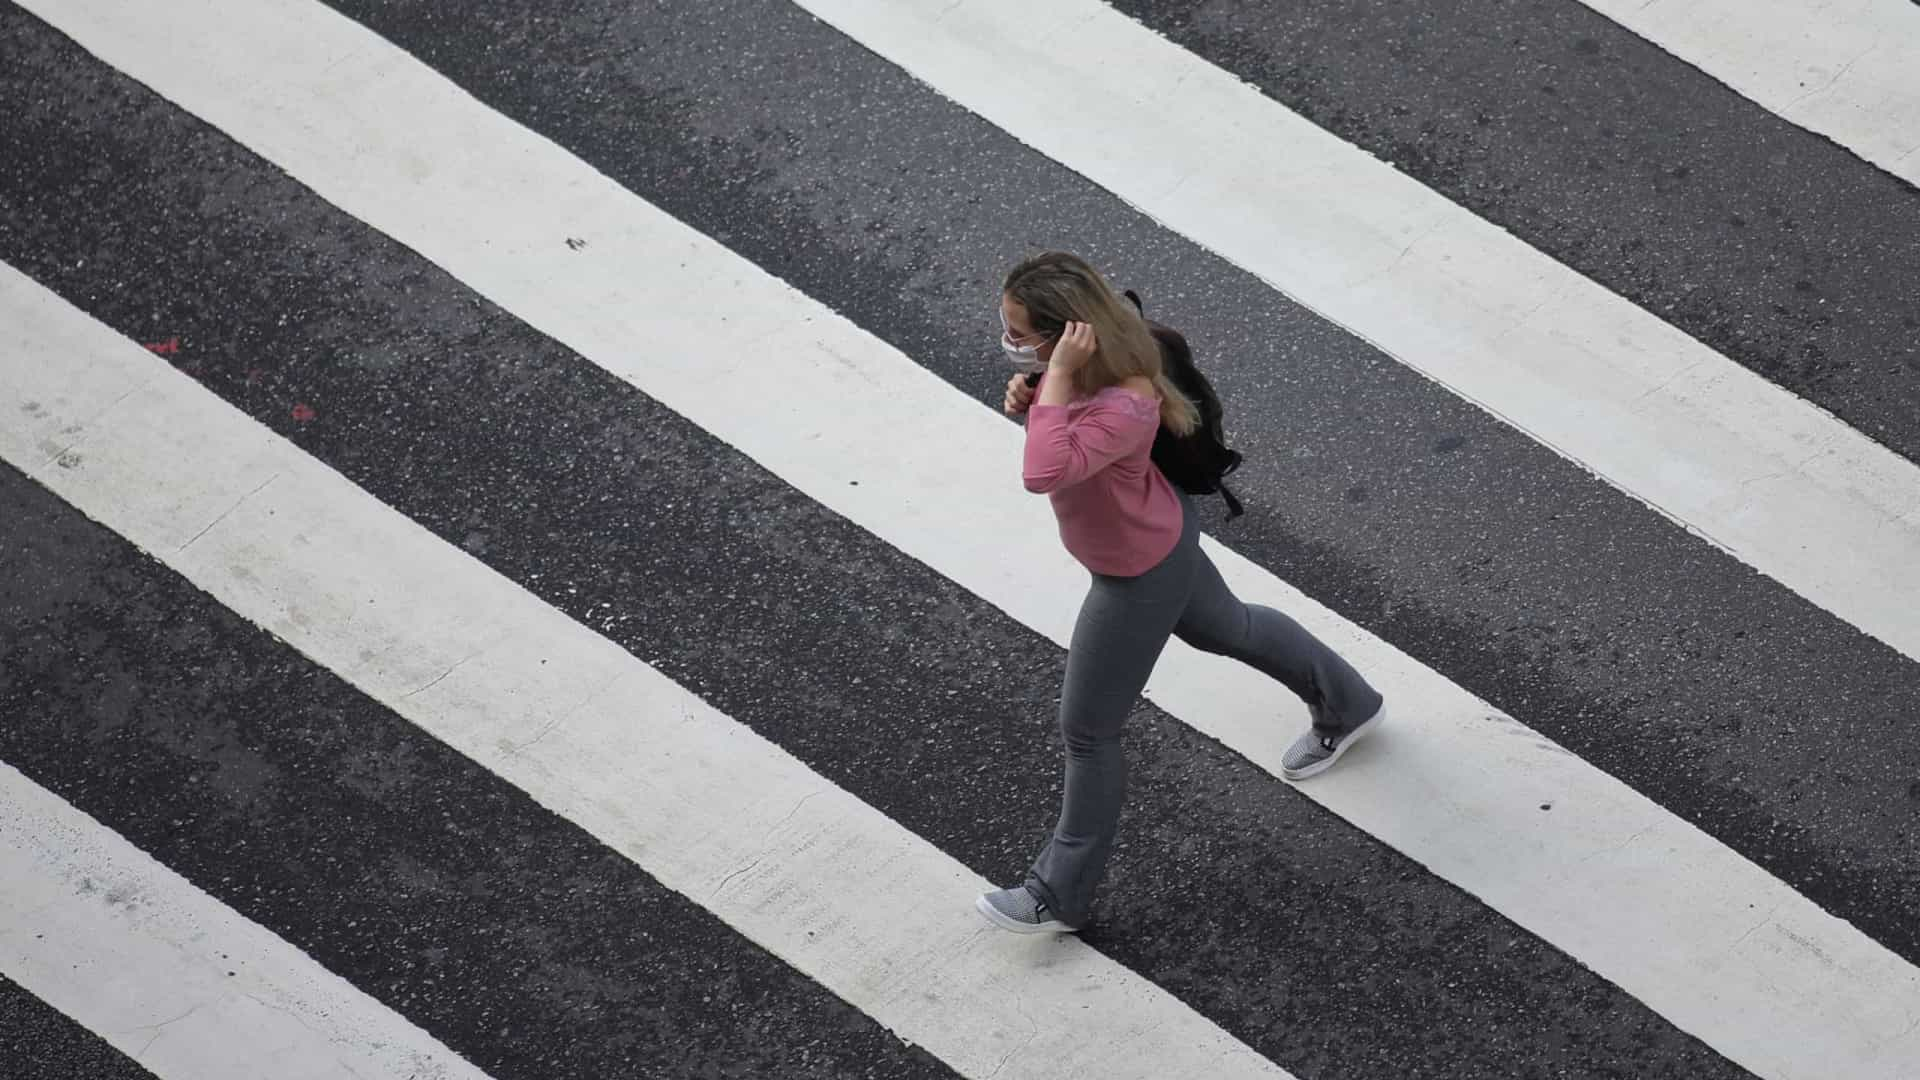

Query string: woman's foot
975 885 1078 934
1282 701 1387 780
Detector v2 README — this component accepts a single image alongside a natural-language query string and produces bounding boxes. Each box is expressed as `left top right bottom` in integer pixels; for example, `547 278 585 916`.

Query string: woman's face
1000 294 1055 363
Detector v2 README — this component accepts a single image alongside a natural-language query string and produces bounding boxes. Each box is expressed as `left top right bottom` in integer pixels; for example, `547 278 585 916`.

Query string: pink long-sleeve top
1022 376 1184 577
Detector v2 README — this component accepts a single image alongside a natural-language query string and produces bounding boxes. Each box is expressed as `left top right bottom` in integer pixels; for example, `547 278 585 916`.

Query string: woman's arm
1022 379 1159 493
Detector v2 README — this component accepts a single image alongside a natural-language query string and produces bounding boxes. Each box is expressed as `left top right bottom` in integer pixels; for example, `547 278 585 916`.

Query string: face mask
1001 334 1045 373
999 313 1049 374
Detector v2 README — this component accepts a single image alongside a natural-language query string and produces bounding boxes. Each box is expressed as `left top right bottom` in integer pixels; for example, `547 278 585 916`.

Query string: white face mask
999 312 1049 374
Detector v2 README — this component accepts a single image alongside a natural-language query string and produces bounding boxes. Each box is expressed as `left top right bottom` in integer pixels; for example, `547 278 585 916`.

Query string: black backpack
1125 289 1245 519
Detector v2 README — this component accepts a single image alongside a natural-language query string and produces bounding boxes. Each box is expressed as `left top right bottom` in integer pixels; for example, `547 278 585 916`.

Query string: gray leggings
1024 495 1383 926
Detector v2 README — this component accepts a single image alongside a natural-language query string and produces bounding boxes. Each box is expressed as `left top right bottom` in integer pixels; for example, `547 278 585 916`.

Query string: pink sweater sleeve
1022 389 1160 494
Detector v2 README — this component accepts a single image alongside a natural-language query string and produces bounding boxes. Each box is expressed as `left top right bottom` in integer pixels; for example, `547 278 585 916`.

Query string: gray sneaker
1281 702 1386 780
975 885 1077 934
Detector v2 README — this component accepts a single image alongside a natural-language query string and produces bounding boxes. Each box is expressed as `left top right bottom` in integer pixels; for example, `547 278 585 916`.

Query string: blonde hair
1002 252 1200 436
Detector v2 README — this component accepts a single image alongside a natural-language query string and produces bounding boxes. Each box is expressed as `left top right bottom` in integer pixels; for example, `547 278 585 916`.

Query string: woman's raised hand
1049 321 1097 374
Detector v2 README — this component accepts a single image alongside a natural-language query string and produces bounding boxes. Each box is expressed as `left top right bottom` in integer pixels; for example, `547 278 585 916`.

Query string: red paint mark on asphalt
291 403 317 423
246 368 266 384
144 337 180 355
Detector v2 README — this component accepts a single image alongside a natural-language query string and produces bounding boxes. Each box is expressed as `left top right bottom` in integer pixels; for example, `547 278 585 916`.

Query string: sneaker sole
974 895 1076 935
1281 703 1386 781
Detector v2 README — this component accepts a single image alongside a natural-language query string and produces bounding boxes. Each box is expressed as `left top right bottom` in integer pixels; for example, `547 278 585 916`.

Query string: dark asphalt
293 0 1920 964
0 7 1764 1077
0 975 154 1080
0 463 954 1080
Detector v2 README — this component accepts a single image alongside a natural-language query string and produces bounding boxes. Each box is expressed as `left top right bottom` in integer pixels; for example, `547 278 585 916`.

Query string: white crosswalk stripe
3 1 1919 1079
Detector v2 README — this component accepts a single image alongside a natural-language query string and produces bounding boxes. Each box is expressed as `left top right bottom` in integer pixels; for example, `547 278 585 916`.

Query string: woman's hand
1049 321 1097 375
1004 371 1037 416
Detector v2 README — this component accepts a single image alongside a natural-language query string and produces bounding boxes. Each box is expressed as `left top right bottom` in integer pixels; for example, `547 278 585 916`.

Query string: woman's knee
1061 724 1120 757
1059 701 1132 755
1175 608 1252 657
1173 623 1226 655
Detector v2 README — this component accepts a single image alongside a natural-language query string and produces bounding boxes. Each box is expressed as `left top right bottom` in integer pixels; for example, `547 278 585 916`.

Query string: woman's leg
1172 544 1383 735
1023 553 1193 926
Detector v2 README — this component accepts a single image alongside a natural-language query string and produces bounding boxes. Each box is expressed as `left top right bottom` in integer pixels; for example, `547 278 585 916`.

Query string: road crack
402 647 484 700
177 471 282 552
505 669 624 756
985 981 1041 1080
1784 36 1882 111
709 789 827 900
125 1002 207 1059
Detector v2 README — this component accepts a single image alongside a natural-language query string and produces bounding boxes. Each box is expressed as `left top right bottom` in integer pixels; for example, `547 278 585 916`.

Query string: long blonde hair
1002 252 1200 436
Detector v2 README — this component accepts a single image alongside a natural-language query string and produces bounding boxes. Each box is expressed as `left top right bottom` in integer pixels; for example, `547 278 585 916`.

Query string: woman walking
976 252 1387 935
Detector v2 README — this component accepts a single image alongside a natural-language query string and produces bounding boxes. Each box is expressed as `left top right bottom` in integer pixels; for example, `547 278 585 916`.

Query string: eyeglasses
999 310 1054 348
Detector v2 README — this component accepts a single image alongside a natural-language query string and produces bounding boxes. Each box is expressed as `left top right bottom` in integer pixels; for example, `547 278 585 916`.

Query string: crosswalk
2 1 1917 1078
798 0 1920 664
0 758 488 1080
